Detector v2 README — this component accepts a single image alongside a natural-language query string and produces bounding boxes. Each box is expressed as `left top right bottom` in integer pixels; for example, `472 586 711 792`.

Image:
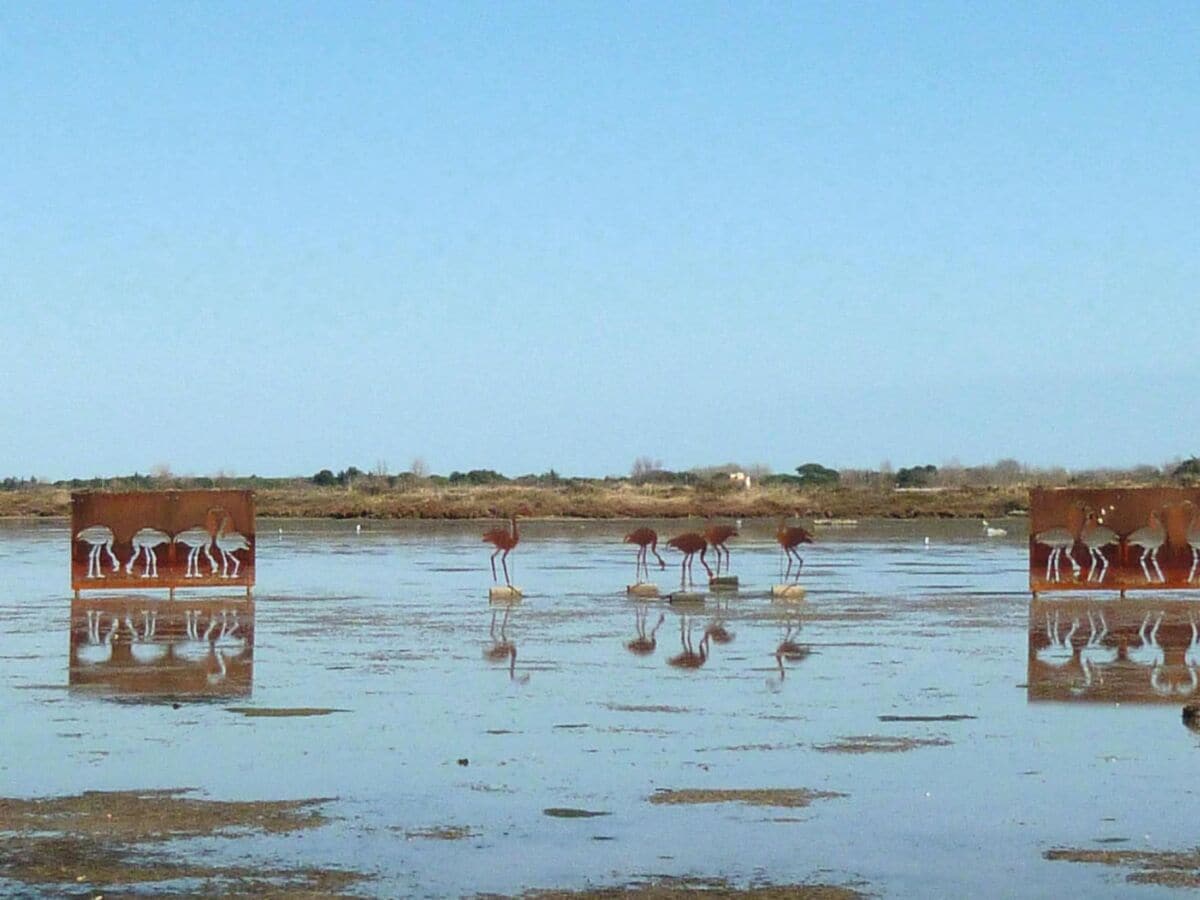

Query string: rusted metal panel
1029 487 1200 593
69 595 253 697
71 491 255 591
1027 598 1200 704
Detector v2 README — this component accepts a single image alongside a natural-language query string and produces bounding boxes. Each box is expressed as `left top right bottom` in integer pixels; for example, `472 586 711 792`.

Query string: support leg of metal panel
169 587 175 602
74 589 80 602
1120 589 1126 599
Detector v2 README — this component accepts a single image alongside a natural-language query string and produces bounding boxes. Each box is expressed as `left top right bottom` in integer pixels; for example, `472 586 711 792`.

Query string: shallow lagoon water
3 517 1200 896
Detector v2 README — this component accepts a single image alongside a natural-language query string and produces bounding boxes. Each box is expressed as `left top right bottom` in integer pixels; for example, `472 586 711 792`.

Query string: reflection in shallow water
626 604 665 657
483 602 528 683
69 597 254 699
1027 598 1200 703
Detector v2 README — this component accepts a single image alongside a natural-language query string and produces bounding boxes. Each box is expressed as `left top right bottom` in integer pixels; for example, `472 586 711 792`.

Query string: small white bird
982 520 1007 538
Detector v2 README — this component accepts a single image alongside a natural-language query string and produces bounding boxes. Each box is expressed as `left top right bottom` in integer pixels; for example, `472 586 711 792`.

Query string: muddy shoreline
0 483 1031 520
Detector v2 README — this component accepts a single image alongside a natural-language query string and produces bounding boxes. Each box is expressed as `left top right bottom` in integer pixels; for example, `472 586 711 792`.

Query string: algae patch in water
0 789 368 896
877 714 975 722
543 807 611 818
226 706 349 717
514 874 865 897
814 734 952 754
402 824 478 840
648 788 845 808
1045 846 1200 888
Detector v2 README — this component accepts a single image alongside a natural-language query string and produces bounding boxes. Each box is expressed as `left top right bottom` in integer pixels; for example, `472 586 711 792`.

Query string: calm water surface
3 517 1199 897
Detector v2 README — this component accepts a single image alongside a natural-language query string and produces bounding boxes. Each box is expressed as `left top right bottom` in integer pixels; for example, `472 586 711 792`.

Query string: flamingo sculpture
126 527 171 578
1080 511 1119 584
776 516 814 582
482 515 520 586
76 525 119 579
626 607 665 657
215 514 251 578
623 527 666 583
703 520 739 575
1125 510 1166 583
173 509 222 579
666 531 711 588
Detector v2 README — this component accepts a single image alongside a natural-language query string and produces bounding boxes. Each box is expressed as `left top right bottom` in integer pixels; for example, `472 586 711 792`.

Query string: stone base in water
709 575 739 591
771 584 807 601
668 591 706 604
626 583 660 598
489 586 523 602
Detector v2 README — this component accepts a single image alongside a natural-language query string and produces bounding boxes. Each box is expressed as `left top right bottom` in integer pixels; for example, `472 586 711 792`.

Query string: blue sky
2 2 1197 480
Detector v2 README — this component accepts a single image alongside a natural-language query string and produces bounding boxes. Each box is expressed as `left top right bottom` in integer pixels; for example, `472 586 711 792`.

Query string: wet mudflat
3 517 1200 896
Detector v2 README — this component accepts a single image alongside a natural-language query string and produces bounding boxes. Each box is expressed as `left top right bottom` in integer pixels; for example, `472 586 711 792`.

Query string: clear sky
2 2 1197 480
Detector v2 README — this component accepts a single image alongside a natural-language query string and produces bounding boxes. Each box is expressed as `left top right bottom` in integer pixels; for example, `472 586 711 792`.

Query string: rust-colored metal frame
1030 487 1200 595
71 490 255 594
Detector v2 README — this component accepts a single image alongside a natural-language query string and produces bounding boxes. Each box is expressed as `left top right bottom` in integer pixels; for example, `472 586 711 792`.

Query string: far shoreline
0 483 1035 521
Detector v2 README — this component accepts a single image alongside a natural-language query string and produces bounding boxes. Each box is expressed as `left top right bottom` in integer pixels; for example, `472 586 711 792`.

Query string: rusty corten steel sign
71 491 255 591
1028 597 1200 704
1030 487 1200 593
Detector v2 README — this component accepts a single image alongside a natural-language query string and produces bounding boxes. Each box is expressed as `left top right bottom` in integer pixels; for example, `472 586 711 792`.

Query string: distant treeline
7 456 1200 493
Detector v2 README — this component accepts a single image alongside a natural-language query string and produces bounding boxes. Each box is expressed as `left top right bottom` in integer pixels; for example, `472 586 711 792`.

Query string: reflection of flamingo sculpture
76 613 118 665
666 532 711 588
1128 612 1164 670
623 527 666 583
126 528 171 578
1126 511 1166 583
771 620 810 683
1151 619 1200 698
1078 610 1117 686
1035 611 1079 667
626 607 665 656
703 521 738 575
1080 511 1119 584
126 611 168 664
482 605 528 682
482 516 520 586
76 525 119 579
776 517 814 582
667 616 710 670
215 515 251 578
174 509 222 579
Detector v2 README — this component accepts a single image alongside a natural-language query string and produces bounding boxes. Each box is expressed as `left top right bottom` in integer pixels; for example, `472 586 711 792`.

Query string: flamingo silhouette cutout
215 514 251 578
1127 611 1165 672
1182 502 1200 583
626 606 665 656
126 527 171 578
703 520 738 576
776 516 814 582
1125 511 1166 583
482 515 521 586
1080 511 1119 584
624 527 666 583
174 509 222 578
1033 504 1085 583
666 531 711 589
76 525 119 579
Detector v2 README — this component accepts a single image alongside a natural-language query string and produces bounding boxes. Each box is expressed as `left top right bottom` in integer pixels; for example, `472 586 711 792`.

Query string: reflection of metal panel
1027 598 1200 704
1030 487 1200 594
71 491 255 592
69 595 253 699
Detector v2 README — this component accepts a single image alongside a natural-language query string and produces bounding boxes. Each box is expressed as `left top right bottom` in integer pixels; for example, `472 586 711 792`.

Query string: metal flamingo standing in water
776 516 814 582
623 527 666 583
703 520 738 575
482 515 520 586
666 531 711 589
